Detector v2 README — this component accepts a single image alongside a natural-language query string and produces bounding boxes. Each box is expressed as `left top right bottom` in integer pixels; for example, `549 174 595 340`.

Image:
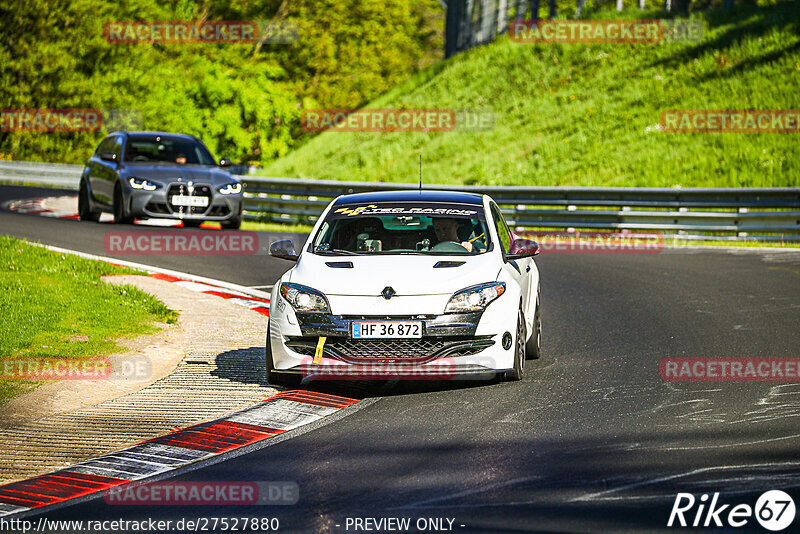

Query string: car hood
119 164 235 185
289 252 500 297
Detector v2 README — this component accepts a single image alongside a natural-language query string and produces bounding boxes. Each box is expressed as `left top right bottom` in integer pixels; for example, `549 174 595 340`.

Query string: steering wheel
430 241 468 253
132 155 149 162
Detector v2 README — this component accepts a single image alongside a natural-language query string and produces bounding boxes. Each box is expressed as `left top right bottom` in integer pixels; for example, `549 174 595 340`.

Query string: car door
85 136 109 205
96 134 124 204
490 202 533 324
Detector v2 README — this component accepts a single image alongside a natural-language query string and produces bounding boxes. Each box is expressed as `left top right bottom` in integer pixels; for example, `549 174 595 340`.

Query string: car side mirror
269 239 299 261
218 158 232 167
99 152 117 163
506 238 540 260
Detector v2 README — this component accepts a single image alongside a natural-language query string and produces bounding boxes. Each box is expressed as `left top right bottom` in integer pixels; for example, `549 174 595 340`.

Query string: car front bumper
269 294 518 380
126 183 243 221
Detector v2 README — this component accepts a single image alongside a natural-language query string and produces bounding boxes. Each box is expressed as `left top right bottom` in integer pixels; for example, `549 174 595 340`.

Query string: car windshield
123 136 216 165
311 201 491 255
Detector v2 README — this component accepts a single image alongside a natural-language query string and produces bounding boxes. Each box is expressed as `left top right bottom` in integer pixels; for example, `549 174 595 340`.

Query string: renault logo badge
381 287 395 300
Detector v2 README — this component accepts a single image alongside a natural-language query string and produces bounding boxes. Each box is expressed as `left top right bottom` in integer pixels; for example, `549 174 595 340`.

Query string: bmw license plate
352 321 422 339
171 195 209 207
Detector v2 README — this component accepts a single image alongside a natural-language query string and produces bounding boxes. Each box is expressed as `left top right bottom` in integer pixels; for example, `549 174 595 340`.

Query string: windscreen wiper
314 248 360 256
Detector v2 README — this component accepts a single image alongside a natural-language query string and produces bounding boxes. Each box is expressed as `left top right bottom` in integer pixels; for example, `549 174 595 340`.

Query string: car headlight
128 177 158 191
280 282 330 313
444 282 506 314
218 183 242 195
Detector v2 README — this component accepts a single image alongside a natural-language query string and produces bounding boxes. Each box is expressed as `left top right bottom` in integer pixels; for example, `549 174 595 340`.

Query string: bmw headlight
280 282 330 313
218 182 242 195
128 177 158 191
444 282 506 314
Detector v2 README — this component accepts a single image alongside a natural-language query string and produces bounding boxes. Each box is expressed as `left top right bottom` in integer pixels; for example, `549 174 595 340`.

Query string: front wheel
78 180 101 222
526 292 541 360
113 183 134 224
505 308 526 381
265 327 302 388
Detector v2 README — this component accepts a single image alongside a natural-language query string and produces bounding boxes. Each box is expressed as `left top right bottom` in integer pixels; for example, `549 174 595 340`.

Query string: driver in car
432 217 475 252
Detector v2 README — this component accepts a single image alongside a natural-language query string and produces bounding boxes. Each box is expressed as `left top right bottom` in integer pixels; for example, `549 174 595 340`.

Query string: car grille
285 336 494 363
167 184 212 215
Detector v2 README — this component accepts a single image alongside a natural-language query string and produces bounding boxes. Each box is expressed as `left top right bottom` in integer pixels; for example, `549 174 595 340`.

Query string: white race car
266 190 541 386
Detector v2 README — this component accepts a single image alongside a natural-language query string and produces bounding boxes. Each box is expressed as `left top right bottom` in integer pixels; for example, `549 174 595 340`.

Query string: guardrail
1 161 798 241
0 160 85 189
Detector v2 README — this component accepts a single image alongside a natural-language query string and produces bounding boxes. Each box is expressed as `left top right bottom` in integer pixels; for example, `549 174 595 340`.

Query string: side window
95 137 114 155
490 204 512 254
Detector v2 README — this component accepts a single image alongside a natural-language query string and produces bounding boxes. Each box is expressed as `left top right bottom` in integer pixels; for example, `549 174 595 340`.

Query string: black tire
526 291 541 360
221 215 242 230
505 308 526 381
113 183 134 224
78 180 101 222
265 326 302 388
182 220 203 228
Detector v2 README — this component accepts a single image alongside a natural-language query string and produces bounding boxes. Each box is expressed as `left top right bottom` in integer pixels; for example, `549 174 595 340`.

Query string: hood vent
325 261 354 268
433 261 466 268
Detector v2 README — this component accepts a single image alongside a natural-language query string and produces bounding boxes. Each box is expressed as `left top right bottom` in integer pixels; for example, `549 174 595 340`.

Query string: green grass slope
262 2 800 187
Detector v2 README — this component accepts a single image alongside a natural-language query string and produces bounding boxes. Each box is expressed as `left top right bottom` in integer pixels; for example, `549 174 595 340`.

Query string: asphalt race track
2 185 800 532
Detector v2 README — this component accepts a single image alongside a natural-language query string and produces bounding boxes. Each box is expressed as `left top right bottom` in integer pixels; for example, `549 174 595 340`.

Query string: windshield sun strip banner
329 202 484 219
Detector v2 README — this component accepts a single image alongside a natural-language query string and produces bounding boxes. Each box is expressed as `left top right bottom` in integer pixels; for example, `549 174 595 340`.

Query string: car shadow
210 346 542 399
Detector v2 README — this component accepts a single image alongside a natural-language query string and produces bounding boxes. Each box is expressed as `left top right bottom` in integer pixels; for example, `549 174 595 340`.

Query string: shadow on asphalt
212 346 556 400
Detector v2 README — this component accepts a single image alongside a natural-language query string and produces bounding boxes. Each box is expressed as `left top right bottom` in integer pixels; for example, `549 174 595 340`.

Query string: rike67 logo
668 490 796 531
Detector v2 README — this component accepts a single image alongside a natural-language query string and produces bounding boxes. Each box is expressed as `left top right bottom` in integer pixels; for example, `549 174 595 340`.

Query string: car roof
333 190 484 206
110 131 200 141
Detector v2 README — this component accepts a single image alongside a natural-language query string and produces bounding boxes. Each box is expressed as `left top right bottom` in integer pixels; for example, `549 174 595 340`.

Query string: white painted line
114 443 210 465
224 297 271 309
263 399 338 417
26 242 271 300
174 280 223 293
226 401 327 430
67 457 175 480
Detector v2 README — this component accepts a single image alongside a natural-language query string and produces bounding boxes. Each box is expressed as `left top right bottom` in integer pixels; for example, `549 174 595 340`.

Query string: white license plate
170 195 208 207
352 321 422 339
